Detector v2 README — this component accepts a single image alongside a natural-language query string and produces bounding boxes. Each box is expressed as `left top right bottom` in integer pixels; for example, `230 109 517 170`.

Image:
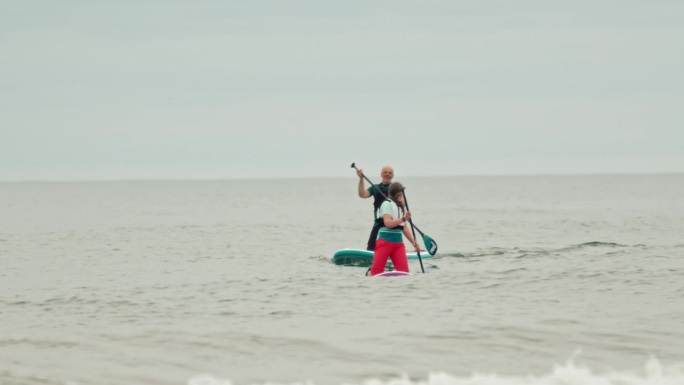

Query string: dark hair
388 182 405 211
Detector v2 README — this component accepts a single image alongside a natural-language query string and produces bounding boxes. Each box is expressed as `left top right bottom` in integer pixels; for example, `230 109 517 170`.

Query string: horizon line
1 170 683 183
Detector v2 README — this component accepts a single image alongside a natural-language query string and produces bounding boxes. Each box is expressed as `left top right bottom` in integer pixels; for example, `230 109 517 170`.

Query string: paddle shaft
402 189 426 273
352 163 390 201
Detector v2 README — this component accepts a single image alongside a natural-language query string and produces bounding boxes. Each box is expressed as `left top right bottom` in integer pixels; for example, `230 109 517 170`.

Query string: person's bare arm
357 169 371 198
383 211 410 229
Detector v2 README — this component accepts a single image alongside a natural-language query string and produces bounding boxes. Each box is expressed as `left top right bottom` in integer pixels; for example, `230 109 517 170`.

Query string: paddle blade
422 234 438 255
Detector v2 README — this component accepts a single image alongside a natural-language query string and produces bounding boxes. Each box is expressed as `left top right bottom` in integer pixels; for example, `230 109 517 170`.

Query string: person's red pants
370 239 409 276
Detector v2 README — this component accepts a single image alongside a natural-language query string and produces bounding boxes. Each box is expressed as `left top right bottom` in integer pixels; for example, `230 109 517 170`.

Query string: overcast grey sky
2 1 683 181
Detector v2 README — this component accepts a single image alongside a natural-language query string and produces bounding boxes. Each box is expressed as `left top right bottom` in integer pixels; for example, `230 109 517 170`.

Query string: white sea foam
187 358 684 385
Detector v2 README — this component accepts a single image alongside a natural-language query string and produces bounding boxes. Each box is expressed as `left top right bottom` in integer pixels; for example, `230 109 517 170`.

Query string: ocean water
1 174 683 385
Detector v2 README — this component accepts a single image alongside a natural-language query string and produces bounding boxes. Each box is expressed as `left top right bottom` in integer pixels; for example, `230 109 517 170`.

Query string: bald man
355 165 394 251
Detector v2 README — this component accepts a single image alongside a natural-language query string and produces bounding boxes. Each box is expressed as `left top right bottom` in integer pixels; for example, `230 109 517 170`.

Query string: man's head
380 165 394 184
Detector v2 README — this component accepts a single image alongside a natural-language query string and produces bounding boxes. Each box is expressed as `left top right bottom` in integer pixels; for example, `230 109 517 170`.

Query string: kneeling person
369 182 420 276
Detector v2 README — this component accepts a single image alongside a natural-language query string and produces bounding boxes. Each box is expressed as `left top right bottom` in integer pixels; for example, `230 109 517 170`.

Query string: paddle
402 188 425 273
410 222 438 256
351 162 438 256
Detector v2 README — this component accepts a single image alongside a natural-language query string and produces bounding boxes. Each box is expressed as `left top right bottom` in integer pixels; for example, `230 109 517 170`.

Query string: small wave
452 248 540 259
553 242 629 254
186 357 684 385
578 241 628 248
460 242 636 259
440 252 467 259
458 242 635 259
312 255 331 263
497 267 529 275
0 338 77 349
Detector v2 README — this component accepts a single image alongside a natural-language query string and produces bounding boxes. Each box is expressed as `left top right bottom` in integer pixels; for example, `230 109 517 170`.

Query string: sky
1 1 683 181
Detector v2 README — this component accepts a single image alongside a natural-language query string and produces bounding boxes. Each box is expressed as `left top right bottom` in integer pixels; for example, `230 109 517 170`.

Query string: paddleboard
332 248 433 267
373 271 411 277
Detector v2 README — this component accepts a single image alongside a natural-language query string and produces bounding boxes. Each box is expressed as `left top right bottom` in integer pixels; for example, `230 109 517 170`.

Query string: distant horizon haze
2 1 682 182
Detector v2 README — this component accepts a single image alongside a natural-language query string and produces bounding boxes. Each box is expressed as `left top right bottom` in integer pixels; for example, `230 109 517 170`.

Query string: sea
1 174 683 385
